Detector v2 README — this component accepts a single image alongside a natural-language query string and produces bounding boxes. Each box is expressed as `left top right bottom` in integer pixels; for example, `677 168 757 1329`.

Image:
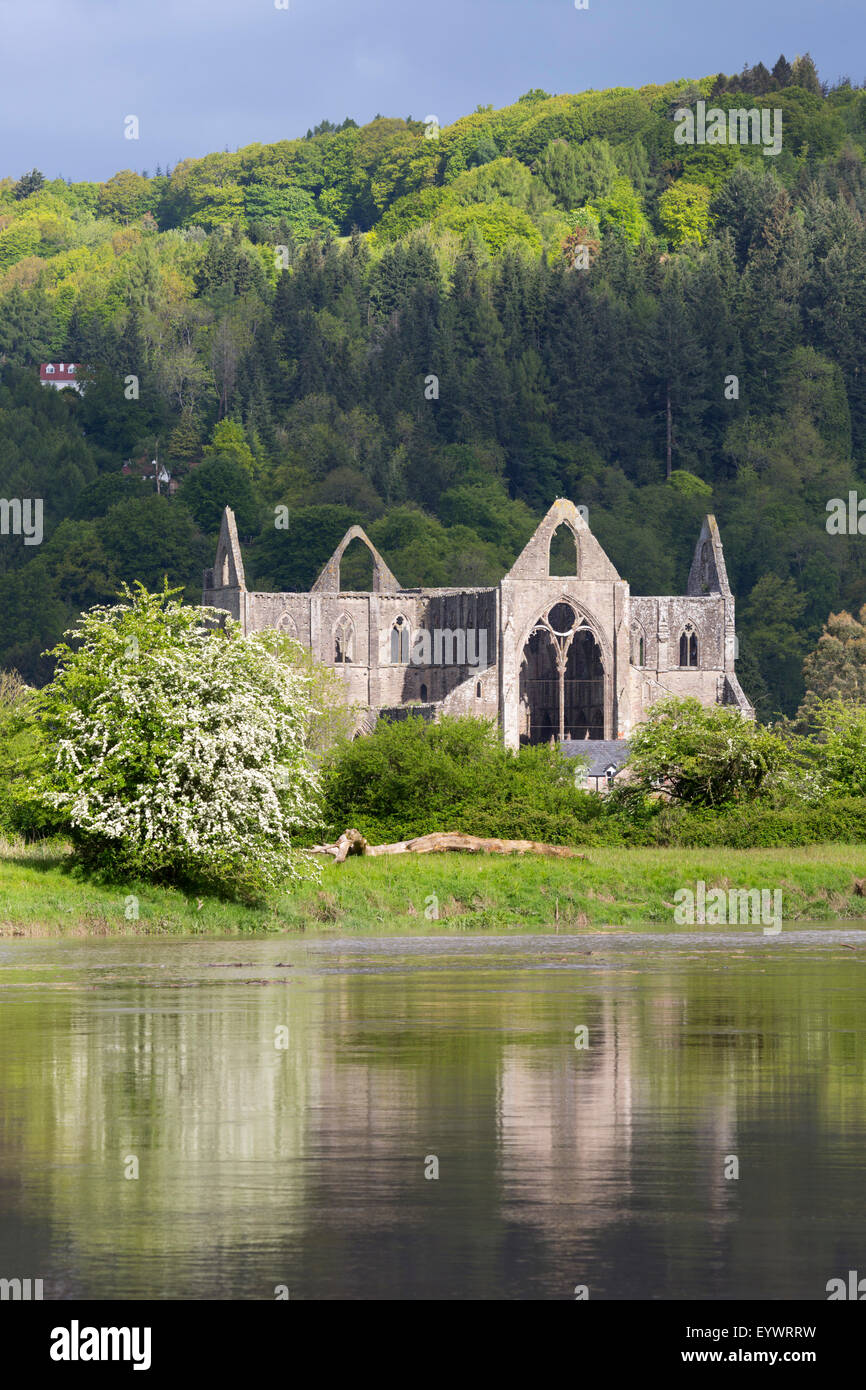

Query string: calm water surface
1 928 865 1300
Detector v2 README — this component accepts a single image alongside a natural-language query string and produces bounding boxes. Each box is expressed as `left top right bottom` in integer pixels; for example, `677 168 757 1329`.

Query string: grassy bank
1 838 866 936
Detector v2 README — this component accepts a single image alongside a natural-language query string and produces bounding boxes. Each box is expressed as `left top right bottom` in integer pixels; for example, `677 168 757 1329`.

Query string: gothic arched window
548 523 579 577
679 624 698 667
334 615 354 664
390 616 410 664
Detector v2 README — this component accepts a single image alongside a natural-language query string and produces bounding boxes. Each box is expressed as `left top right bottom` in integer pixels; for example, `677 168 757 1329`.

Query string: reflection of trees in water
0 977 318 1294
2 952 866 1297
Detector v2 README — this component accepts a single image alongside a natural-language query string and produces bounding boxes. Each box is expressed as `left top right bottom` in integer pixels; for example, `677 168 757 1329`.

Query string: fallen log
308 828 368 862
308 829 584 860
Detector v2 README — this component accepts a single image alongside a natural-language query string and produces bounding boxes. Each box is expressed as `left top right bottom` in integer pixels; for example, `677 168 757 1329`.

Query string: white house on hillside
39 363 83 393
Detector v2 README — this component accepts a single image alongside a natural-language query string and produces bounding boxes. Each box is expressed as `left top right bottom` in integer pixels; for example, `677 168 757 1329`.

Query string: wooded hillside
1 54 864 717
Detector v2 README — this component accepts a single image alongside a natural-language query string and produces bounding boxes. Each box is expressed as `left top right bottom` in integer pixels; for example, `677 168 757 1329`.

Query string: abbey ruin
203 499 753 749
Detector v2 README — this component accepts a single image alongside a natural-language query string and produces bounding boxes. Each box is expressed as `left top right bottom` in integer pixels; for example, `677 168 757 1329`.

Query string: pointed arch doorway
519 602 606 744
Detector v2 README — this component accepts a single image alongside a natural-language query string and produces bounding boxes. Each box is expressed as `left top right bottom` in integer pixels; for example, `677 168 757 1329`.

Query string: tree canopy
31 584 323 899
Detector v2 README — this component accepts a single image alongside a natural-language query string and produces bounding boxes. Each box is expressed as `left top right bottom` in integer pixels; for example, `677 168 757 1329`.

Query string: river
1 928 865 1299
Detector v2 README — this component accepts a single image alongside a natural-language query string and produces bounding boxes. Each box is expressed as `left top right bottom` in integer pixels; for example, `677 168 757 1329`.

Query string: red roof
40 363 80 381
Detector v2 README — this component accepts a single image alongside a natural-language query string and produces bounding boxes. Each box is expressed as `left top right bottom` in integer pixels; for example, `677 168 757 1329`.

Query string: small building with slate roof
561 739 632 793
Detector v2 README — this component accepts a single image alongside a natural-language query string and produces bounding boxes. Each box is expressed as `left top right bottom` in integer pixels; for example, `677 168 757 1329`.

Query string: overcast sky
0 0 862 182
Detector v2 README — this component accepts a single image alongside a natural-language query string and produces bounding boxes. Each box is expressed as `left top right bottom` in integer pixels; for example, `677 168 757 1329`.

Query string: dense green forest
1 53 865 717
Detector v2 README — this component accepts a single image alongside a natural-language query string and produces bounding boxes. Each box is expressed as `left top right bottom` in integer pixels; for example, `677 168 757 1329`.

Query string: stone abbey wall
203 500 752 747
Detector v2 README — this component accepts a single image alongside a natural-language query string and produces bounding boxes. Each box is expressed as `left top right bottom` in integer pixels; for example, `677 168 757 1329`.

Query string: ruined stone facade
203 500 752 748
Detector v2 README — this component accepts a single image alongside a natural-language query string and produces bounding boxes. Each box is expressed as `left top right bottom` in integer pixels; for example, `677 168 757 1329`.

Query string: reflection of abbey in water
204 499 752 751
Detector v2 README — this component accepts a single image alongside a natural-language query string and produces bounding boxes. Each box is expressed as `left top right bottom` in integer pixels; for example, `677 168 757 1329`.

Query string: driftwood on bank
308 828 584 861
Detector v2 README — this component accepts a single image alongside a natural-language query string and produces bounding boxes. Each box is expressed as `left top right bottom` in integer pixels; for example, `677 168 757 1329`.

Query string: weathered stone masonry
203 499 752 748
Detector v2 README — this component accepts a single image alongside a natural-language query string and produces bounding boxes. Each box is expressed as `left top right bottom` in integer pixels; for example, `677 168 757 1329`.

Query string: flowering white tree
35 583 322 899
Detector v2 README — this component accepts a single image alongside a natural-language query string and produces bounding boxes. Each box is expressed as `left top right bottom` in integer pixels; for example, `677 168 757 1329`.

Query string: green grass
1 837 865 936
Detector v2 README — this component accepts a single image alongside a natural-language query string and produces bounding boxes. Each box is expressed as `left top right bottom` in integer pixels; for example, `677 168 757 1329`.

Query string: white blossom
36 587 323 895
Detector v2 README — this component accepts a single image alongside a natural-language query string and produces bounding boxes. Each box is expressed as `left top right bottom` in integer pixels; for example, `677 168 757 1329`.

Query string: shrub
626 696 797 807
31 584 323 901
806 699 866 797
316 709 865 851
649 796 866 847
317 714 600 844
0 668 63 837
